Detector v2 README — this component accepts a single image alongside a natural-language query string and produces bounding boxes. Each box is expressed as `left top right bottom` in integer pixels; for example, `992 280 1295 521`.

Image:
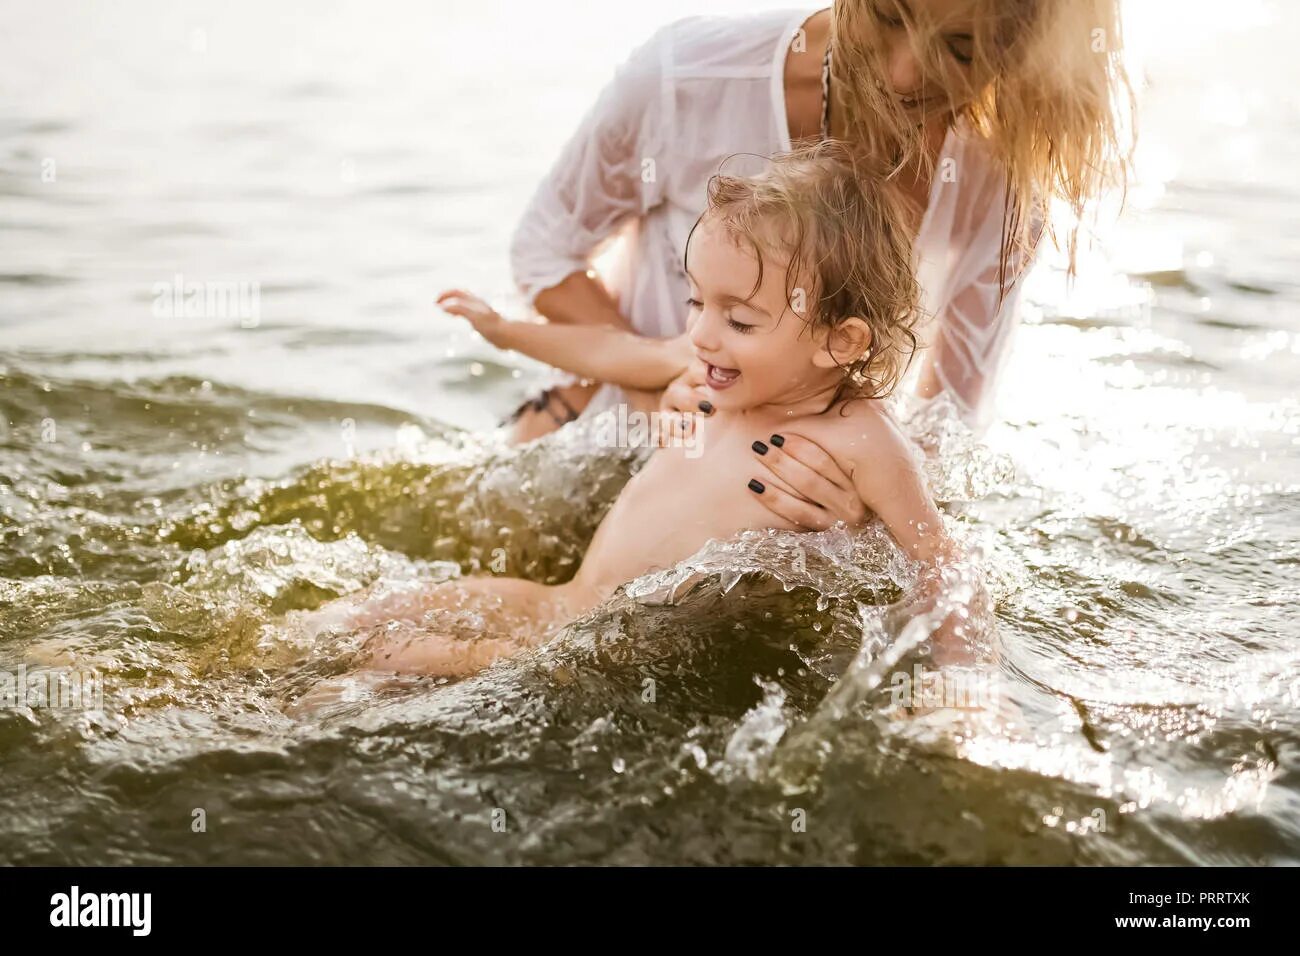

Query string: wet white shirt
509 6 1039 435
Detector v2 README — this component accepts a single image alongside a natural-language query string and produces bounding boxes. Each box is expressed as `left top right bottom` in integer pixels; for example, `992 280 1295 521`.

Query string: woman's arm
508 24 669 328
438 290 691 391
533 270 630 332
914 190 1046 434
501 25 671 440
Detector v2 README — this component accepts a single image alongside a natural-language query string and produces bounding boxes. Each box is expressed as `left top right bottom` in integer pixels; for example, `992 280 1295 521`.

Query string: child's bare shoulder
795 397 922 483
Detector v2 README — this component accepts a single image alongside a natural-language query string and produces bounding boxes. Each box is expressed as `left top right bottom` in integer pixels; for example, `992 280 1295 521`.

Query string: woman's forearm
533 270 632 331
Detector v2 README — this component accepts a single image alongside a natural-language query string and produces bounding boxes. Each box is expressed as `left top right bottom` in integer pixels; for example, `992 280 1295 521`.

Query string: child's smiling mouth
704 362 741 390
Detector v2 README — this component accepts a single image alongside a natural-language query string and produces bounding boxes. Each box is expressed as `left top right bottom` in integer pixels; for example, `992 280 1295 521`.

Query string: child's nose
688 309 723 353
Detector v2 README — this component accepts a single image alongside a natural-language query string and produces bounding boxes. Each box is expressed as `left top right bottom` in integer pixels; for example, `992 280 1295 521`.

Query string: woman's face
859 0 992 120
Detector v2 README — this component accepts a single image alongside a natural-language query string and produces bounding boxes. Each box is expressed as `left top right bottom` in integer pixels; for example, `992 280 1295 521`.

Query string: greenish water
1 363 1293 864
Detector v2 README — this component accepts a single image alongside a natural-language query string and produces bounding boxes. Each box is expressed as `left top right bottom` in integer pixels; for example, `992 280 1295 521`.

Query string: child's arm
849 429 957 569
846 422 981 666
845 426 1022 727
438 289 692 391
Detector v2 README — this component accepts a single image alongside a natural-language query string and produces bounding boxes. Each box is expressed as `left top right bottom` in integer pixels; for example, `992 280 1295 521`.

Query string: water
1 0 1298 864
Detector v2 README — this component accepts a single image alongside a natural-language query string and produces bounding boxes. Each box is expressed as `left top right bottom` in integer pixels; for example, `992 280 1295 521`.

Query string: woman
506 0 1132 530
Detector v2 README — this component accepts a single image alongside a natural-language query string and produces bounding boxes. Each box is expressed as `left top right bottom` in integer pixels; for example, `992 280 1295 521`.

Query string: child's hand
437 289 510 348
659 359 712 418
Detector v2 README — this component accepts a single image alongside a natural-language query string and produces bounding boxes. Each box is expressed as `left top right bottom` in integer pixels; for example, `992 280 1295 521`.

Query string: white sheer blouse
509 6 1040 435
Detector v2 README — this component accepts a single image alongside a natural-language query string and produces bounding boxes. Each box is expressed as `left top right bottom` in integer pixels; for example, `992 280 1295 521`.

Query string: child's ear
811 317 873 371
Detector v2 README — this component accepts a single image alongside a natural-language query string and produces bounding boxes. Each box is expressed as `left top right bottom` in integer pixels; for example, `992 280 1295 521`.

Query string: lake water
1 0 1298 864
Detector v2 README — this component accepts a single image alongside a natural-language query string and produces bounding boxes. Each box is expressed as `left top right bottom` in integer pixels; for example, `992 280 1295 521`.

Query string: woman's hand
747 432 868 531
437 288 510 348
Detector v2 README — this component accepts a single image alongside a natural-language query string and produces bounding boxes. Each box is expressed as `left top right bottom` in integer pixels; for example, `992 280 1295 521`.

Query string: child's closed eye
683 296 753 333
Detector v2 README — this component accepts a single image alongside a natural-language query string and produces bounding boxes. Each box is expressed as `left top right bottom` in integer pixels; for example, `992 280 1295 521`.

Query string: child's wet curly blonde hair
687 139 922 405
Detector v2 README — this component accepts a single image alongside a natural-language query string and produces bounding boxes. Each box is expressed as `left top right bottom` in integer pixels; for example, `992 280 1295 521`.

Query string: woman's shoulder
944 115 1046 214
943 116 1007 186
647 7 818 76
929 115 1036 241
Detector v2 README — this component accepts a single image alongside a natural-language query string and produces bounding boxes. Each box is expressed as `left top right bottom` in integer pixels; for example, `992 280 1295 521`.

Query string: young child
290 142 959 678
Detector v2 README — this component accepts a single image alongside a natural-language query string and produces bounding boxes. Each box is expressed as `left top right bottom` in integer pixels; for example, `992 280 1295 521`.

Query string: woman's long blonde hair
831 0 1137 292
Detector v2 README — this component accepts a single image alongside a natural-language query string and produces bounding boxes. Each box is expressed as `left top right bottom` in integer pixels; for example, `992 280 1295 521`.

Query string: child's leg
358 619 525 675
284 576 478 642
357 576 576 677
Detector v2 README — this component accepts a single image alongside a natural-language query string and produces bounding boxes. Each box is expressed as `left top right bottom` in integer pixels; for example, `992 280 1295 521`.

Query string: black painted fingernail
747 479 765 494
752 440 768 455
698 400 713 414
770 434 784 447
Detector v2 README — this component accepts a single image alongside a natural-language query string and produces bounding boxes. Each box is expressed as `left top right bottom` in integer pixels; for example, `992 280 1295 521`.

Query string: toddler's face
684 217 843 411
